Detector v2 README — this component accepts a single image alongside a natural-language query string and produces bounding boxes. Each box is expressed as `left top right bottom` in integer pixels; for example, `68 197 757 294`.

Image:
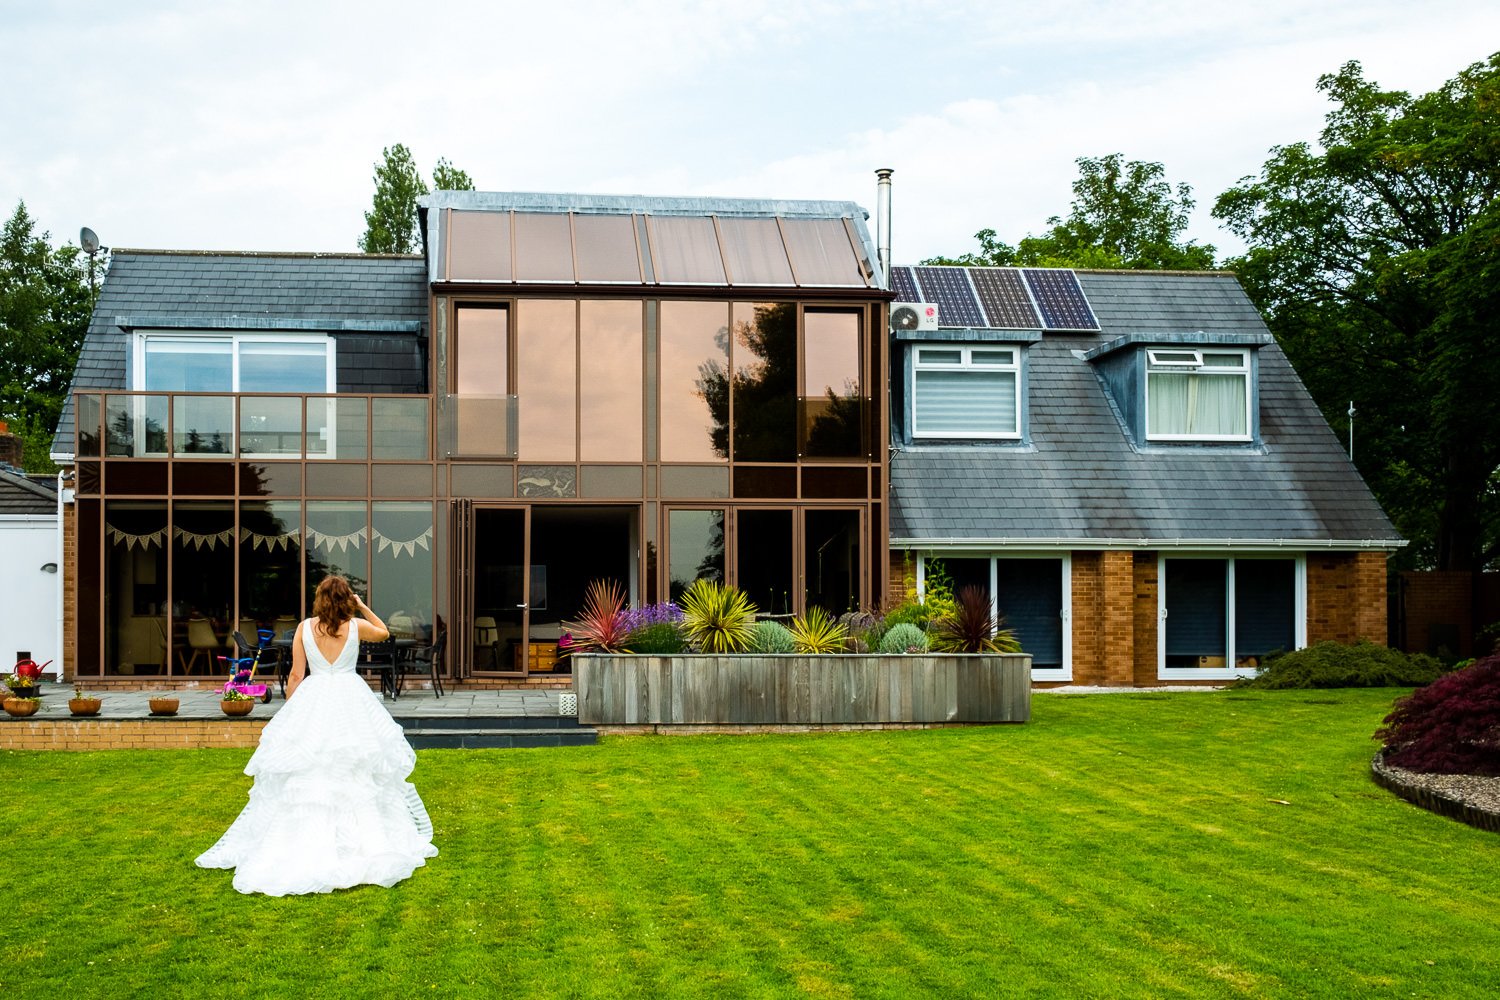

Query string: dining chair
474 616 499 669
403 627 446 699
180 618 222 675
359 639 399 699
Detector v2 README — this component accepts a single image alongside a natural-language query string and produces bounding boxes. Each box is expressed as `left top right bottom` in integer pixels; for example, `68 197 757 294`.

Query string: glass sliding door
472 506 529 674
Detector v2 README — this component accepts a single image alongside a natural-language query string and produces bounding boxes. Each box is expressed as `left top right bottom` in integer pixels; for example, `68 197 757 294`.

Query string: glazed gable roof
421 190 881 290
52 250 428 458
889 269 1403 549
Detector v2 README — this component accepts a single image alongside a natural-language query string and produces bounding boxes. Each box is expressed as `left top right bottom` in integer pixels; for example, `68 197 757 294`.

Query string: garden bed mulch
1371 751 1500 834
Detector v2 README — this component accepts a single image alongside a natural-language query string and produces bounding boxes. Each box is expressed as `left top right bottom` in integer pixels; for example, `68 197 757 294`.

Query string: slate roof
0 467 57 515
52 251 428 456
889 269 1403 548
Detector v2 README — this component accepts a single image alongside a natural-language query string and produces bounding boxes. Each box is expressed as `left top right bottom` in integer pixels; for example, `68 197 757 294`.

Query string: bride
196 575 438 895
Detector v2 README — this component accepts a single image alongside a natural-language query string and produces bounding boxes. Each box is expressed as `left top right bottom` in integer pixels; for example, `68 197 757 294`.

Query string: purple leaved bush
1375 656 1500 776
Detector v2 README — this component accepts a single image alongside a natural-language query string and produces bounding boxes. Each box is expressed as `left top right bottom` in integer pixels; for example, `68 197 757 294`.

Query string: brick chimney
0 421 22 469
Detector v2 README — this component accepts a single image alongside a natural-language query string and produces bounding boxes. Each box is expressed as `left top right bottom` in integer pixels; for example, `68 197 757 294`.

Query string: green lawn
4 690 1497 999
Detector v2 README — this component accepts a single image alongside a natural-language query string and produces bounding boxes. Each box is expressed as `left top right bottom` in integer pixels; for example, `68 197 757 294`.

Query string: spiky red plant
1374 656 1500 775
563 579 633 654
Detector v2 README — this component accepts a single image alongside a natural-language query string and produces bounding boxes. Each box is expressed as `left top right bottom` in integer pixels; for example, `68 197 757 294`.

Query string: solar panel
1022 269 1100 331
913 266 986 328
890 266 921 302
970 268 1042 329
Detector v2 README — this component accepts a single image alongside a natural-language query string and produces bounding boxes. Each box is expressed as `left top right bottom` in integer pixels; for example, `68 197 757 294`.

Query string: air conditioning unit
890 301 939 332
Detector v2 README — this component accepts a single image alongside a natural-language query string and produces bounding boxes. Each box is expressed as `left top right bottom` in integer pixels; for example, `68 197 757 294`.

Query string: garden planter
69 698 103 717
3 698 41 718
221 700 254 717
575 653 1031 727
148 698 179 716
8 686 39 700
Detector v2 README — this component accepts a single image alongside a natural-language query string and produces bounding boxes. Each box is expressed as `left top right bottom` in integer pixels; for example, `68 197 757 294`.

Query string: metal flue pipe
875 168 894 289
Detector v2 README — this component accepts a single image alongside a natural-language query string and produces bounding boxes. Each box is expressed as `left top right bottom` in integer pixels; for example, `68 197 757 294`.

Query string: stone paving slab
5 682 563 721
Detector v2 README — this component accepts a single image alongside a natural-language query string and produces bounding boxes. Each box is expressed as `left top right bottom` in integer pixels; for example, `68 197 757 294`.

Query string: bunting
373 526 433 559
239 527 300 552
173 526 236 550
306 525 367 554
106 524 166 550
104 523 433 558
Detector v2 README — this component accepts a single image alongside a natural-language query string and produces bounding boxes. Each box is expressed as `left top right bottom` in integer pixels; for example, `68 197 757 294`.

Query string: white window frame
129 332 337 458
917 552 1071 681
1156 553 1307 680
912 345 1022 440
1144 346 1252 443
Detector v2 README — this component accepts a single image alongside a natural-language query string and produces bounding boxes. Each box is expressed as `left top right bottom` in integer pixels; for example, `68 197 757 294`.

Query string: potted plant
220 684 256 717
3 696 41 718
68 686 102 717
6 658 50 699
148 696 180 717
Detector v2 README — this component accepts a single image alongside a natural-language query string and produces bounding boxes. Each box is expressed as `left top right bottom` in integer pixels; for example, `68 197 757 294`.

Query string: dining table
271 633 417 699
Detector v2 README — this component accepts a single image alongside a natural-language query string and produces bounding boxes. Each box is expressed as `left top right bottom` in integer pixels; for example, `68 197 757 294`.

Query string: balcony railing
74 392 433 461
439 394 519 459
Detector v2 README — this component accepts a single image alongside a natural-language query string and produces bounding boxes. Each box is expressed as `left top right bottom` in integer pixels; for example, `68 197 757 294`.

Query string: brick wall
0 719 266 751
1396 569 1500 657
62 498 77 682
1131 552 1159 685
1069 551 1136 685
1307 551 1388 646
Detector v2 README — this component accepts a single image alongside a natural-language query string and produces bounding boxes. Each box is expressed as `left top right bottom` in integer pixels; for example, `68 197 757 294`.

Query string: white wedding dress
196 617 438 896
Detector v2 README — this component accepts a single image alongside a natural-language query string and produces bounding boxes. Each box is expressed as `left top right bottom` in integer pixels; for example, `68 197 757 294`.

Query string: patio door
465 504 531 677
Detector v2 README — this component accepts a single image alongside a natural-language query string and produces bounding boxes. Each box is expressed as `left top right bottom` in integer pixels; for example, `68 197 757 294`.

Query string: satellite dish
80 227 100 254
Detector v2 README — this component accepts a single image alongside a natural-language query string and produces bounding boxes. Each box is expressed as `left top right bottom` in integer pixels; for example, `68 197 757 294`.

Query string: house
0 446 61 677
53 193 888 683
884 264 1401 684
51 186 1399 688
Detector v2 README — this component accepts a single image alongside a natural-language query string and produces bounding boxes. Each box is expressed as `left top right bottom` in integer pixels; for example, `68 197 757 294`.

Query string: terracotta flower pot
3 698 40 718
148 698 180 717
69 698 102 717
221 699 254 717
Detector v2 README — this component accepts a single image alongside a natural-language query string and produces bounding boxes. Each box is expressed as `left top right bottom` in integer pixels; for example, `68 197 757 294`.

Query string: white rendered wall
0 517 60 674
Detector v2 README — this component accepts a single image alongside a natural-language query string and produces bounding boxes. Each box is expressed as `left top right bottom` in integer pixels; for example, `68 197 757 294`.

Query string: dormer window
1145 348 1250 441
912 345 1020 439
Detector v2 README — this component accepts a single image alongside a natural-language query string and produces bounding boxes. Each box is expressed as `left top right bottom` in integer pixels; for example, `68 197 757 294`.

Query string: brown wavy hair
311 575 359 637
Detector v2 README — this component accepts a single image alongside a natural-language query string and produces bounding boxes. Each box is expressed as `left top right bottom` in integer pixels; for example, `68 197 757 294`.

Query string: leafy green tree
926 154 1216 270
0 201 93 473
359 146 476 254
1213 54 1500 571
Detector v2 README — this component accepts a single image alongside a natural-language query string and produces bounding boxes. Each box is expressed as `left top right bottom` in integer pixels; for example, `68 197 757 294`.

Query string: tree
926 154 1217 270
0 200 93 474
359 146 476 254
1213 54 1500 571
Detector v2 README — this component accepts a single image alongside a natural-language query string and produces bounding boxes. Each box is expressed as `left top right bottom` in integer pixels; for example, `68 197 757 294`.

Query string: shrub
749 620 797 654
1374 656 1500 775
1233 640 1447 689
679 579 758 653
564 579 633 653
788 607 850 654
921 559 957 623
868 601 930 649
627 622 688 655
619 602 684 633
878 623 928 654
930 585 1020 654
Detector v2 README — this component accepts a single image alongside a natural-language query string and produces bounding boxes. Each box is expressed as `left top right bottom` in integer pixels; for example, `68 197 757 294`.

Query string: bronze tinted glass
517 300 578 461
305 463 367 497
239 500 302 636
659 301 729 462
456 306 508 394
512 214 575 282
103 500 168 676
718 218 794 285
781 218 868 287
573 215 642 283
733 465 796 498
648 216 726 284
580 465 644 498
172 501 236 675
239 396 303 457
106 461 168 495
450 465 514 499
668 508 725 601
172 461 235 496
371 501 435 636
802 310 865 458
448 210 512 282
732 302 796 462
305 501 369 598
75 499 102 674
658 465 729 498
241 462 301 497
173 395 233 455
371 398 429 460
801 466 867 499
736 508 794 615
76 392 101 456
579 300 643 461
373 464 435 497
76 461 101 496
804 509 861 613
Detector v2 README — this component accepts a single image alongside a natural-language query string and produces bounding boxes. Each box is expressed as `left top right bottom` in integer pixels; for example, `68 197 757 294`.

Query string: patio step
391 715 588 731
404 727 597 749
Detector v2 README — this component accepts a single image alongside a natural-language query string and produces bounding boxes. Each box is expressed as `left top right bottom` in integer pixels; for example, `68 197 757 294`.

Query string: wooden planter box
574 653 1031 727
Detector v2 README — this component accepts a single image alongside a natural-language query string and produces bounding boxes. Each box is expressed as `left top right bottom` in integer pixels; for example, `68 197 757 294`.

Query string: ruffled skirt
195 672 438 896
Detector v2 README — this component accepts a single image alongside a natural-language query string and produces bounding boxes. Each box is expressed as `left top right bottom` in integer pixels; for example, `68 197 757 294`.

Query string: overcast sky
3 2 1496 266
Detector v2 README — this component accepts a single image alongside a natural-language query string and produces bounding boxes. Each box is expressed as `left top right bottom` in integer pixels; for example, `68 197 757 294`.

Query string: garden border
1370 751 1500 834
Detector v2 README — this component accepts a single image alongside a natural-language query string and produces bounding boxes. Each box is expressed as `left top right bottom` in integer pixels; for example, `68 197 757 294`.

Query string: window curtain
1149 372 1245 436
915 369 1016 435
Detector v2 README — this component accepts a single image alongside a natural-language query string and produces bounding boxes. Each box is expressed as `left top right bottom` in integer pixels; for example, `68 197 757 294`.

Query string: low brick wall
0 718 266 751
